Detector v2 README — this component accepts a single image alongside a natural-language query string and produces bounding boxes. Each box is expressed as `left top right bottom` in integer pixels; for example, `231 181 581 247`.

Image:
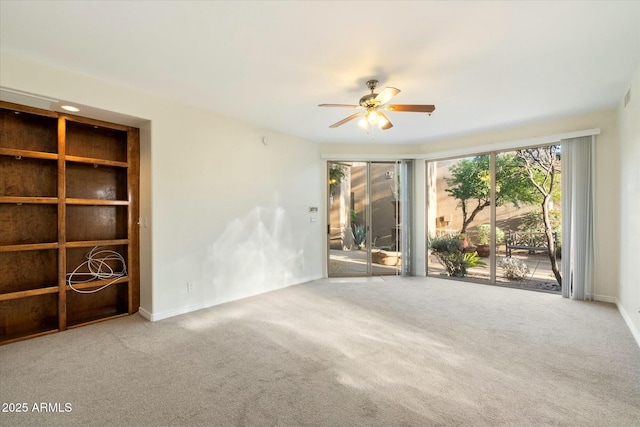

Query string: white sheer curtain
561 136 595 300
400 160 413 276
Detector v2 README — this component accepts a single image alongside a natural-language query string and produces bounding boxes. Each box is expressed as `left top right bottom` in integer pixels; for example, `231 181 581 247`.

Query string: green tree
329 163 347 193
445 155 536 234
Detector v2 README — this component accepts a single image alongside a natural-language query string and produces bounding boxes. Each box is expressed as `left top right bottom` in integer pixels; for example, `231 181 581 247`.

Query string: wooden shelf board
65 198 129 206
67 311 129 329
0 286 59 302
65 276 129 292
65 155 128 168
62 114 130 132
1 329 59 346
0 101 59 117
65 239 129 248
0 243 59 252
0 196 58 205
0 148 58 160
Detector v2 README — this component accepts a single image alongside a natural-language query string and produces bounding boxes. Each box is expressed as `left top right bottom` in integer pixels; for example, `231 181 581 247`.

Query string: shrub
430 237 485 277
352 224 367 247
476 224 505 245
499 257 530 280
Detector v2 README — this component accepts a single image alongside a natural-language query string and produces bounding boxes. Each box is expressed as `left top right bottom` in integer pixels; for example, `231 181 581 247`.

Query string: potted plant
475 224 504 257
475 225 491 257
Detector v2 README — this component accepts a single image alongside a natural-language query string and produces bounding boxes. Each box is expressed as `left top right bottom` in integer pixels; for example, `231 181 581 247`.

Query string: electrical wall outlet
187 282 194 292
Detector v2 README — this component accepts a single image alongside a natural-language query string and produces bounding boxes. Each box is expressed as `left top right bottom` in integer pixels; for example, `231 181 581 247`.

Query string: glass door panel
370 162 401 276
328 161 368 276
496 147 562 292
427 155 491 282
328 161 402 277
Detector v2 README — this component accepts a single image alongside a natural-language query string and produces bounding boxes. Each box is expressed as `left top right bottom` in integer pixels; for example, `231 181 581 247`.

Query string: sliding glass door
328 161 408 277
426 146 562 293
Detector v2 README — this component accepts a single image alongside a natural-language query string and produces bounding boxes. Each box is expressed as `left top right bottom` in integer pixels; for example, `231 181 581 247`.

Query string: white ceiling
1 1 638 145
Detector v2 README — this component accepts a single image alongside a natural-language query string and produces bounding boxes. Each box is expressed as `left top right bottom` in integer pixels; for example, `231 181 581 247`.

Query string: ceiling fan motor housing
359 93 378 107
360 79 380 107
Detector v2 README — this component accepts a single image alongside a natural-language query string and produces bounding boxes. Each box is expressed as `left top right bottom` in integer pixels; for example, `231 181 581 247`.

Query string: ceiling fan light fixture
377 114 389 129
366 108 379 124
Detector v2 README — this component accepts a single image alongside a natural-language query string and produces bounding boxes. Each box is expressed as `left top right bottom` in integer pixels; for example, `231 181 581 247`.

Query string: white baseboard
593 294 617 304
138 307 152 321
142 303 209 322
616 300 640 348
141 274 323 322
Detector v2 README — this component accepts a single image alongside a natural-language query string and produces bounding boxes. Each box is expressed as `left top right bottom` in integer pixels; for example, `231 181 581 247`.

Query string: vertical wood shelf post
57 116 67 331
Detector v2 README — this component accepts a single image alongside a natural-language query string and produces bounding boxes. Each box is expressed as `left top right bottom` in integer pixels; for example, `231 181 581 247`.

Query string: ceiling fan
318 79 435 130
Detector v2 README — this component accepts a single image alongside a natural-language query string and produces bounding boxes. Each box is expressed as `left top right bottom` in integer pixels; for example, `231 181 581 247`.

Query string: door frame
326 160 406 277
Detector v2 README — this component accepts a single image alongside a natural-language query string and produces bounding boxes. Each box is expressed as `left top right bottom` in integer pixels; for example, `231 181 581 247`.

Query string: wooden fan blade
375 87 400 105
386 104 436 113
378 112 393 130
318 104 360 108
329 112 364 128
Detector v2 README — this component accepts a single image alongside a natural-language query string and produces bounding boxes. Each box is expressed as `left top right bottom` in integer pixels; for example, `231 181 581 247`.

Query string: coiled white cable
67 246 127 294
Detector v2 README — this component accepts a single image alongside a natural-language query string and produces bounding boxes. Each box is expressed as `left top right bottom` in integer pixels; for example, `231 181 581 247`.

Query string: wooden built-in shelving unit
0 101 140 344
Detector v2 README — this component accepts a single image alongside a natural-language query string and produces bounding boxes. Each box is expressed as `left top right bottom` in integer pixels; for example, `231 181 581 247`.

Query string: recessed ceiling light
61 105 80 112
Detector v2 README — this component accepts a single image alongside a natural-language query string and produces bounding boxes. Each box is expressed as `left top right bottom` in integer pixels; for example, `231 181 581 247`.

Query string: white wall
617 62 640 345
0 52 324 320
148 107 323 319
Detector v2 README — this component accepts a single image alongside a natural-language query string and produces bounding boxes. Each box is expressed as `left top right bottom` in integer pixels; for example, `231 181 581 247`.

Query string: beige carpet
1 276 639 427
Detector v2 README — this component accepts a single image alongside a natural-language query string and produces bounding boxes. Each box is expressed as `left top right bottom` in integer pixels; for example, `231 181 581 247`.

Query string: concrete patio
329 248 561 293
